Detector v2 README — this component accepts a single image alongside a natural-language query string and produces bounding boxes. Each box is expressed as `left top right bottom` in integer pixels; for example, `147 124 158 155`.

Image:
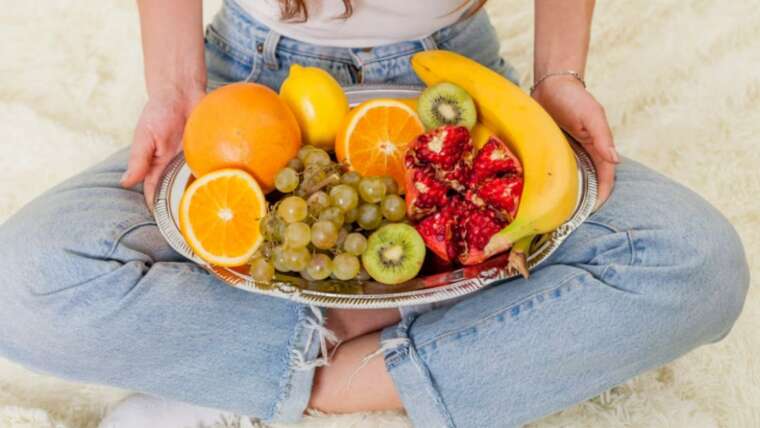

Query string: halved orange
179 169 266 267
335 99 424 189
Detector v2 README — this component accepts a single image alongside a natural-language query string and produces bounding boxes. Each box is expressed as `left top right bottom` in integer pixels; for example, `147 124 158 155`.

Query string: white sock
98 393 260 428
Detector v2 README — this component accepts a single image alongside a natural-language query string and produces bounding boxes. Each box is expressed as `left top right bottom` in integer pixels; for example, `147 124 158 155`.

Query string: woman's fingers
142 159 165 210
572 103 618 208
123 92 202 209
532 80 617 209
142 142 182 210
121 126 155 188
588 150 616 210
120 122 177 210
585 105 618 164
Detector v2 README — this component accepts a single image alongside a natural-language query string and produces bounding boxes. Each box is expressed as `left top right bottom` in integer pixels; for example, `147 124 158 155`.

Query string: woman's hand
531 76 618 208
120 86 204 209
129 0 206 209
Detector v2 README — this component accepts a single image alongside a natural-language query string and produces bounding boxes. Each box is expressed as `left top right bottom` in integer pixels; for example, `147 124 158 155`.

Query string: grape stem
304 173 341 195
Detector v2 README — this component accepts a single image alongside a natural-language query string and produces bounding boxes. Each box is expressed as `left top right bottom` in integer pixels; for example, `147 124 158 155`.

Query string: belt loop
347 49 366 84
420 35 438 51
262 30 282 70
348 49 365 68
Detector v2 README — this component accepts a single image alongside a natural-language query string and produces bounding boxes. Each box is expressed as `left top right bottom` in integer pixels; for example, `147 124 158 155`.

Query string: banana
411 50 579 257
470 122 495 150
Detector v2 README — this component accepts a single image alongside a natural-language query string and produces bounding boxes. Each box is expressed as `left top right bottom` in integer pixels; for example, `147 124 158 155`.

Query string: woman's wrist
147 71 206 103
531 73 586 105
531 70 585 95
137 0 206 104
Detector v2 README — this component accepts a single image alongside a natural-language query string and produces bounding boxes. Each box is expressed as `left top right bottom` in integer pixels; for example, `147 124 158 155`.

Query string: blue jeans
0 1 749 426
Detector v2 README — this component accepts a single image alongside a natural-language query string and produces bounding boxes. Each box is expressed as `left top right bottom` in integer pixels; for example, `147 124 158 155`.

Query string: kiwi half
362 223 426 285
417 82 477 130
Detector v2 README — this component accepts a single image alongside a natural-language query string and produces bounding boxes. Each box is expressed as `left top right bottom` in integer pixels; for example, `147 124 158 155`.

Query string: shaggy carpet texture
1 0 759 427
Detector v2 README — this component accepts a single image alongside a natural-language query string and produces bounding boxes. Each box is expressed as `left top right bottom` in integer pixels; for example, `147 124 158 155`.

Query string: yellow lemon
279 64 349 150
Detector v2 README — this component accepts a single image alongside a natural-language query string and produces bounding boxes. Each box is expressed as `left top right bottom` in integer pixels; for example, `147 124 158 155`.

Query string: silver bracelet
530 70 586 94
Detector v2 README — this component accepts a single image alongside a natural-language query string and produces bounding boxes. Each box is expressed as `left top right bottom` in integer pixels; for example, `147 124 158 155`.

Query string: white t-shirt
236 0 476 47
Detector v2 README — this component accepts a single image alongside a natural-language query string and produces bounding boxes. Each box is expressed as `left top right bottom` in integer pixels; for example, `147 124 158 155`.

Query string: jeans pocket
204 24 261 90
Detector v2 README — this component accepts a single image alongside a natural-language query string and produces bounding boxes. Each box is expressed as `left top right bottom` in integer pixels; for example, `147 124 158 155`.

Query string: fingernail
608 147 620 163
120 171 129 184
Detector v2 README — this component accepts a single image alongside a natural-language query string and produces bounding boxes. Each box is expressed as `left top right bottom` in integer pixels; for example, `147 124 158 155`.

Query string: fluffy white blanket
1 0 758 427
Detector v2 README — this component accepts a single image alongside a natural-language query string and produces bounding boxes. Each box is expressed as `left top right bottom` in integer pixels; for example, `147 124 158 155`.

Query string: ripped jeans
0 1 749 427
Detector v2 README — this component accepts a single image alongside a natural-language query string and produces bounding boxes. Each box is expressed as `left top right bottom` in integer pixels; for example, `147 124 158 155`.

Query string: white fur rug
1 1 759 427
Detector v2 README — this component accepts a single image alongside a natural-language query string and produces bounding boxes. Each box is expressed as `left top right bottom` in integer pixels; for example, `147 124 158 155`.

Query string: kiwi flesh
362 223 426 285
417 82 477 130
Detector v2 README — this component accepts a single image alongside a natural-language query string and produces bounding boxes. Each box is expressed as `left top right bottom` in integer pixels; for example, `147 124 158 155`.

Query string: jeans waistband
219 0 479 65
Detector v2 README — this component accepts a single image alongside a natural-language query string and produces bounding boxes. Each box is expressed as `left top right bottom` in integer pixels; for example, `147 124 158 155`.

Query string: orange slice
335 99 424 189
179 169 266 267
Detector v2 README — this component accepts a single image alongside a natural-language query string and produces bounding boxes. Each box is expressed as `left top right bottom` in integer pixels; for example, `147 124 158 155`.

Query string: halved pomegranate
404 167 449 220
466 175 523 222
415 201 462 262
405 125 524 266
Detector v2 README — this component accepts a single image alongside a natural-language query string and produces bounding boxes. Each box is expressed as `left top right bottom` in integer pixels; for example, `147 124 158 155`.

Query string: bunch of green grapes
250 145 407 283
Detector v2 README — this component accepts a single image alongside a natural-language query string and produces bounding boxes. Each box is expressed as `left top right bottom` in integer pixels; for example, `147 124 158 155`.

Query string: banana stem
507 235 534 279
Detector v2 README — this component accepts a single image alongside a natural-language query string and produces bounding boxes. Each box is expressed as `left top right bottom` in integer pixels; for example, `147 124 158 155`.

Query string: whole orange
183 82 301 193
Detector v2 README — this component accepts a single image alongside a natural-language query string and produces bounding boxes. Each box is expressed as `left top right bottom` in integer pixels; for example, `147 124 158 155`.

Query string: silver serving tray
154 85 597 308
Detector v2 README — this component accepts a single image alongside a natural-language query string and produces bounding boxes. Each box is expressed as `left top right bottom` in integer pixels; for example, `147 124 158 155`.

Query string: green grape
261 213 286 243
340 171 362 187
273 246 290 272
381 194 406 221
344 206 359 224
307 191 330 216
304 149 332 167
319 207 345 227
358 177 387 203
274 167 299 193
297 145 317 161
283 246 311 272
311 220 339 249
332 254 360 280
381 176 400 195
343 233 367 256
357 203 382 230
305 253 332 280
336 226 349 248
284 222 311 248
329 184 359 212
287 158 304 172
277 196 308 223
250 257 275 282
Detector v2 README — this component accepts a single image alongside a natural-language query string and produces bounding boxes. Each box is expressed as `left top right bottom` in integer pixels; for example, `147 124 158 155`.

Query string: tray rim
153 84 598 308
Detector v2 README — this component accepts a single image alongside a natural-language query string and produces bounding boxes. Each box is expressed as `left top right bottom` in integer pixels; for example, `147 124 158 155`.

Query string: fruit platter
153 51 597 308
